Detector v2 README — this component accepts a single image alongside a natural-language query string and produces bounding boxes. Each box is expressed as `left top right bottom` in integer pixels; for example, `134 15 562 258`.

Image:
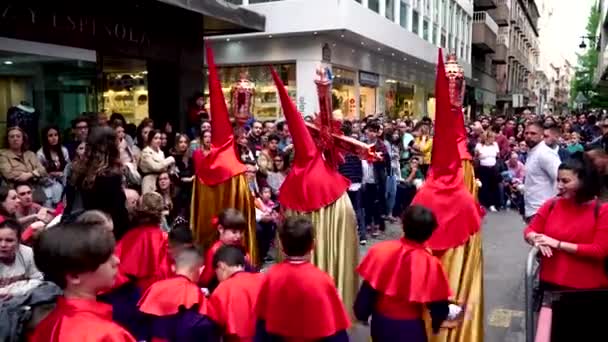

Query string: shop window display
103 72 148 125
332 67 357 120
204 64 296 122
0 51 97 143
383 80 415 118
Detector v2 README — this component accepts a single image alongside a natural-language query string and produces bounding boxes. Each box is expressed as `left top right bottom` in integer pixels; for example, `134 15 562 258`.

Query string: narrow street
349 210 529 342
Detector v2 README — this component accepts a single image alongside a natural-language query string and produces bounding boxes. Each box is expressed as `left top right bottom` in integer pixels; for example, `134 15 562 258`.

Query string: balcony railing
498 27 510 48
473 11 499 35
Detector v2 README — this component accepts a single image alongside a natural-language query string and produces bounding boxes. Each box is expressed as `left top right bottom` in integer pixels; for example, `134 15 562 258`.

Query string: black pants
393 183 417 218
256 221 276 261
476 165 500 209
363 184 385 231
347 188 366 241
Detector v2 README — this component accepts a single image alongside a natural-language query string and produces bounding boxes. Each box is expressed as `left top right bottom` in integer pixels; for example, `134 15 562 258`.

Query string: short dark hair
33 222 115 289
279 215 314 257
525 120 544 131
267 134 281 143
544 125 561 136
365 121 381 132
169 223 194 247
0 219 23 242
401 205 438 243
217 208 247 232
14 182 32 192
276 121 286 132
173 245 203 269
213 244 246 268
71 116 88 129
146 129 162 146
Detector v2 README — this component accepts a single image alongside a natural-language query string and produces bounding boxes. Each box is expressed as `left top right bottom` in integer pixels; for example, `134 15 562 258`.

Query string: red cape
138 276 208 316
270 67 350 212
113 225 172 291
256 261 350 338
357 238 452 302
29 297 135 342
412 183 482 250
207 272 264 338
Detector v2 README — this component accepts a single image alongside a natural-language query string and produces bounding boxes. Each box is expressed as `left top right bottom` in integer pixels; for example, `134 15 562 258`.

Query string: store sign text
1 5 150 46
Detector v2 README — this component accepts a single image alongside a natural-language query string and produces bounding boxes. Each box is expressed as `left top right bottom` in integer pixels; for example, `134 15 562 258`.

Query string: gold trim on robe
425 231 484 342
190 174 258 265
283 192 359 316
462 159 478 200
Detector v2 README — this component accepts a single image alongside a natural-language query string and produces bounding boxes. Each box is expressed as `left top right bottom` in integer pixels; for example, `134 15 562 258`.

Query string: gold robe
190 174 258 265
462 159 478 199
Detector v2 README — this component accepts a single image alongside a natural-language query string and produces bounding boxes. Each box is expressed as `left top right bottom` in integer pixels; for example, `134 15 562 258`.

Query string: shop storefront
0 1 264 137
332 67 357 120
359 71 378 117
204 63 296 122
381 79 416 118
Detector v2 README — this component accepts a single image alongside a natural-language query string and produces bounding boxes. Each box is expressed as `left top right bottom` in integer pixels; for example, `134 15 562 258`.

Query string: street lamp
579 35 599 49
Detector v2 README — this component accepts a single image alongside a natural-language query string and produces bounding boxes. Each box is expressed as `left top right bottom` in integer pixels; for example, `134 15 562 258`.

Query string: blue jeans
385 175 397 216
347 188 366 241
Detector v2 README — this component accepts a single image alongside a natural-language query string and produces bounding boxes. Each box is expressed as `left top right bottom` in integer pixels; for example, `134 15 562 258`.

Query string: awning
155 0 266 35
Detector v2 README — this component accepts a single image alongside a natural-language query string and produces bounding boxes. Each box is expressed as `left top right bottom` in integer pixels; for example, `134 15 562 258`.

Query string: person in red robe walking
207 245 264 341
255 216 350 341
138 245 218 342
410 49 483 342
355 205 464 341
30 221 135 342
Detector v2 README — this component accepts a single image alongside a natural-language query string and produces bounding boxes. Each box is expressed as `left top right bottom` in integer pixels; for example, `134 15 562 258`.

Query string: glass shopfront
101 57 149 125
332 67 357 120
206 63 296 122
359 71 379 117
382 79 415 118
0 49 97 143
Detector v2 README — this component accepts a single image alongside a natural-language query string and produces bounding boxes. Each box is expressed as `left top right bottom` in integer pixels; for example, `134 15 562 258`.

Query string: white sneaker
360 240 367 246
489 206 498 212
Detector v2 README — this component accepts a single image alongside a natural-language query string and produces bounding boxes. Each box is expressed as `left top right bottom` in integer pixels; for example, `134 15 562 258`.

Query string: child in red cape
137 245 218 342
255 216 351 341
354 205 464 341
207 245 264 341
98 192 173 340
30 220 135 341
199 208 255 293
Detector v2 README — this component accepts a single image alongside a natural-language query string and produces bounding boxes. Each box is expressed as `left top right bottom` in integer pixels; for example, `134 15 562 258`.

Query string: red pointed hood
411 49 481 250
193 44 246 186
270 67 349 212
426 49 463 187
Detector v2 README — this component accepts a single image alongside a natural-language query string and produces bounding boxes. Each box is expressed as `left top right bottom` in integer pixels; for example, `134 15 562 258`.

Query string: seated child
354 205 464 342
207 245 265 341
199 208 254 293
255 216 350 341
30 221 135 341
254 186 279 263
99 192 172 339
138 245 218 342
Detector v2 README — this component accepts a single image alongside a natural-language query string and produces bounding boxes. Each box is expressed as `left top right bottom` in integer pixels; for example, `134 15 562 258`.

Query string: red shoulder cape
256 262 350 338
411 182 482 250
138 276 207 316
192 136 246 186
207 272 264 338
357 239 452 302
29 297 135 342
113 225 172 290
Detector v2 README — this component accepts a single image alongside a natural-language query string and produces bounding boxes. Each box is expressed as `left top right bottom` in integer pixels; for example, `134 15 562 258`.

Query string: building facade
0 0 264 135
470 0 499 118
595 0 608 88
210 0 474 121
489 0 540 115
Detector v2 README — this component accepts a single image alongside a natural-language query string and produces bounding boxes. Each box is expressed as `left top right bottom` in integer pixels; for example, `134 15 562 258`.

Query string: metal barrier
525 247 540 342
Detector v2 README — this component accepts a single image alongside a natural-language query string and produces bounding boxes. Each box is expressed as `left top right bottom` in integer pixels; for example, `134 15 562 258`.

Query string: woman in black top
66 127 129 240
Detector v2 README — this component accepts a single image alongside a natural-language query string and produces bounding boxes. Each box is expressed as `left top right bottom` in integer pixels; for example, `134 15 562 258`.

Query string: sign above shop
359 71 379 87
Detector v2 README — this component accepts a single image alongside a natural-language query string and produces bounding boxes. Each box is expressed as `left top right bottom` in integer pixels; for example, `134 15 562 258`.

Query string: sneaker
360 240 367 246
489 205 498 212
